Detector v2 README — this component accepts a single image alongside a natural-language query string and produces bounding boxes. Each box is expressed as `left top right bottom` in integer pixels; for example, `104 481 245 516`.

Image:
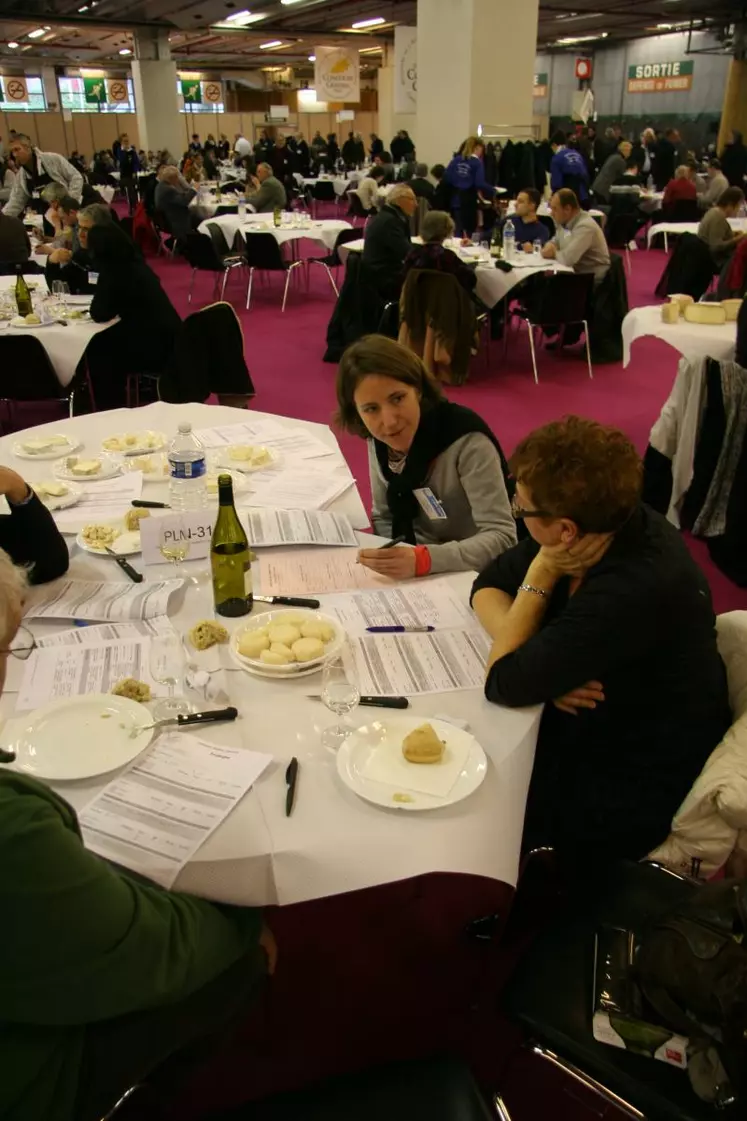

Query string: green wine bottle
14 267 32 317
211 474 252 617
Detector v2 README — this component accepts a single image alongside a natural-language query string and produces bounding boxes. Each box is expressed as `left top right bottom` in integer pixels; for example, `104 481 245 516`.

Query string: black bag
636 878 747 1109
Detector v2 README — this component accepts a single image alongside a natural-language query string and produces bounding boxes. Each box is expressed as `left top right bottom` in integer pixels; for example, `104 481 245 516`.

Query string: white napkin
362 724 473 798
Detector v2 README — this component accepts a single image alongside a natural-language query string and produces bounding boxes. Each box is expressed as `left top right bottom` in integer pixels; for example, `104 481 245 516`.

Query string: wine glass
149 633 191 719
158 526 200 586
320 646 360 752
51 280 69 317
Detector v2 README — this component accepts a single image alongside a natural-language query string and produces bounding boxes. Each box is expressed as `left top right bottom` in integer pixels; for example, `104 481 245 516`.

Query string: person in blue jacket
444 137 496 236
550 131 590 204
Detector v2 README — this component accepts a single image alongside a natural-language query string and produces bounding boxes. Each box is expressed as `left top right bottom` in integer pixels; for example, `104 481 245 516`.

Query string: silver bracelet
518 582 547 598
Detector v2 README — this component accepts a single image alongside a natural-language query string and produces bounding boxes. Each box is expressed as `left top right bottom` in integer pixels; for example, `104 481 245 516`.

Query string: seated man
697 186 745 269
0 209 30 272
699 158 730 210
404 209 476 293
549 131 589 204
353 166 384 212
154 165 199 241
509 188 550 251
45 200 112 294
409 163 435 202
245 162 286 213
361 183 417 299
471 415 731 876
662 164 697 214
542 188 610 283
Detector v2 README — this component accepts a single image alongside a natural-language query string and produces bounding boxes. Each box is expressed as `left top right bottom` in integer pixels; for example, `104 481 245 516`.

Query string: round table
198 214 352 253
0 399 539 908
647 216 747 249
302 175 355 197
622 304 738 367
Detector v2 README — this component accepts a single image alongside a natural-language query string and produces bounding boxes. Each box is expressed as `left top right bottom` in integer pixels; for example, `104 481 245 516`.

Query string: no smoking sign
203 82 222 103
6 78 28 102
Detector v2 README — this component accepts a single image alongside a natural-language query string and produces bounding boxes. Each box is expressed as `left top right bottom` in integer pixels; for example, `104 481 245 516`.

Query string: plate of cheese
126 452 170 482
14 434 81 460
336 715 488 811
102 431 167 456
75 510 149 556
215 445 279 473
32 480 82 511
54 454 123 482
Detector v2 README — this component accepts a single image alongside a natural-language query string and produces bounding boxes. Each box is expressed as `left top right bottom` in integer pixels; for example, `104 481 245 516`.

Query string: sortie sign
627 59 694 93
533 72 548 98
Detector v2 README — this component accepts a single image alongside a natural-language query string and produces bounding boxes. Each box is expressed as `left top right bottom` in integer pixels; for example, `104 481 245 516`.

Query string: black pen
380 535 406 549
285 757 299 817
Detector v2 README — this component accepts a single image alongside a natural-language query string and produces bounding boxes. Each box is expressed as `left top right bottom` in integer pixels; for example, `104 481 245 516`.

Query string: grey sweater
368 433 517 574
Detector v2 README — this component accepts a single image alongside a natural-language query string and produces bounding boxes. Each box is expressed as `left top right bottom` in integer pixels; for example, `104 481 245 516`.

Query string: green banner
534 72 548 86
181 79 202 104
0 85 4 103
627 59 694 79
83 76 106 104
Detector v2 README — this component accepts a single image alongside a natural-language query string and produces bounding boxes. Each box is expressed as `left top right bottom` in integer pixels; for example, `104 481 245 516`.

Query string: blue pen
73 619 91 627
366 625 435 633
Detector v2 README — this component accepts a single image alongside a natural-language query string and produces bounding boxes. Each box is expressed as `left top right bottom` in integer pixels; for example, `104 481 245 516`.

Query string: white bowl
229 608 343 677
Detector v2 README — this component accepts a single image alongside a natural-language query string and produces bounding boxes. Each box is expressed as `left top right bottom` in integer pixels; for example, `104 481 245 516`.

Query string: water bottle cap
178 422 192 433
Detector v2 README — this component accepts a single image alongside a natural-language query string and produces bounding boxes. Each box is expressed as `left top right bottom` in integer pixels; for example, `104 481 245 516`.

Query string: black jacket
90 258 182 370
361 203 412 299
472 504 731 862
720 139 747 188
0 491 69 584
410 176 434 202
0 214 30 269
154 181 196 239
653 137 676 189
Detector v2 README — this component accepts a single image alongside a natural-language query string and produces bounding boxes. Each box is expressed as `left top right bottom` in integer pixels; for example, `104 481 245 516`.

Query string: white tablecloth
0 277 114 388
0 400 539 906
303 176 353 198
647 216 747 248
338 237 573 309
622 304 738 367
198 214 352 252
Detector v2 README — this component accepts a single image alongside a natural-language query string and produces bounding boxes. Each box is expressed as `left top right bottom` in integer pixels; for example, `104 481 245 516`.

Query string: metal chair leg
526 320 540 384
625 246 631 275
582 320 593 379
220 267 229 300
282 269 292 312
188 267 196 304
528 1043 645 1119
493 1092 514 1121
324 263 339 297
246 267 254 310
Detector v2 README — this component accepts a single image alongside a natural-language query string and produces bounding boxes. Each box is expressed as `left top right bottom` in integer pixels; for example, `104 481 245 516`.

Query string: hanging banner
627 59 694 93
533 72 548 98
106 79 129 104
314 46 359 103
181 78 202 104
83 76 106 104
203 80 223 105
4 76 28 104
394 26 417 114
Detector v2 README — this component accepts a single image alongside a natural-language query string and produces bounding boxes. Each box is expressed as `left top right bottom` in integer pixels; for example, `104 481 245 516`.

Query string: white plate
76 527 141 557
101 431 167 456
215 446 280 474
336 715 488 812
206 469 248 497
5 693 154 781
9 316 56 329
32 480 82 511
229 608 343 677
125 452 170 483
13 435 81 460
54 454 123 482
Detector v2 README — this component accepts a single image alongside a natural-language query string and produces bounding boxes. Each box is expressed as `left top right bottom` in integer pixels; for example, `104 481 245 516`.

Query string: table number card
140 511 215 565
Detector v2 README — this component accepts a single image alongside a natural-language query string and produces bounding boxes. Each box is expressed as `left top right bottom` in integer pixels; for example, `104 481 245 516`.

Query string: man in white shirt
542 189 610 283
234 134 252 159
699 159 730 210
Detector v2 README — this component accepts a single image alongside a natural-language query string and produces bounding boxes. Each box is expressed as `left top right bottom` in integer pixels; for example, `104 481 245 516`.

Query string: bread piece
684 303 727 325
268 623 301 647
189 620 229 650
402 723 445 765
238 631 270 659
124 508 150 532
111 677 152 703
661 302 680 324
300 620 335 643
260 648 293 666
291 636 325 662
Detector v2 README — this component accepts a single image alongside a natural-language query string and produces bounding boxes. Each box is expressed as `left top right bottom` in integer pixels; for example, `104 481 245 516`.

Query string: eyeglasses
0 626 37 661
511 494 556 521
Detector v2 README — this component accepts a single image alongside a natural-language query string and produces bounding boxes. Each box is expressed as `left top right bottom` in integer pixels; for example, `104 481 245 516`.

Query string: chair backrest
206 221 232 257
331 226 364 262
312 181 336 202
667 198 701 223
538 214 555 236
655 232 716 300
242 232 286 269
605 212 641 248
159 301 255 403
153 207 173 235
410 196 431 237
528 271 594 325
182 231 223 271
347 191 369 219
399 268 475 383
0 336 67 402
219 180 243 194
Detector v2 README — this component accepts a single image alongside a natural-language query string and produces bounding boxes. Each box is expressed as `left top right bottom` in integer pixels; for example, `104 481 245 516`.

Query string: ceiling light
351 17 385 29
211 8 267 26
260 39 283 47
7 40 19 48
555 11 601 20
27 27 49 38
119 47 131 54
359 46 382 54
20 44 32 50
555 32 608 44
281 0 306 4
308 54 316 61
78 4 89 9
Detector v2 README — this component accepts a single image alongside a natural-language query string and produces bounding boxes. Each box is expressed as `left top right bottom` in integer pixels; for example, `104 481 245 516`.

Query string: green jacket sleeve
0 775 264 1026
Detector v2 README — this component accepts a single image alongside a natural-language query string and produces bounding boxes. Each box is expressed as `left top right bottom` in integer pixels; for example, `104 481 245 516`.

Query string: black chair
537 214 556 237
307 227 365 297
159 301 255 406
497 861 723 1121
655 233 717 301
650 198 701 248
310 179 336 218
182 229 244 305
152 208 175 256
347 190 375 225
509 272 595 383
0 335 94 429
219 180 243 195
241 232 304 311
214 1056 499 1121
605 213 645 275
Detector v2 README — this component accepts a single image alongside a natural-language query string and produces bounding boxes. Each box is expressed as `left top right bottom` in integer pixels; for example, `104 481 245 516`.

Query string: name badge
413 487 447 520
140 511 214 566
88 272 99 285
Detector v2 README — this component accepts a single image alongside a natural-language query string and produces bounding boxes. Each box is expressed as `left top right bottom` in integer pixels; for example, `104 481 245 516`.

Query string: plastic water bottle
168 422 208 512
503 219 516 262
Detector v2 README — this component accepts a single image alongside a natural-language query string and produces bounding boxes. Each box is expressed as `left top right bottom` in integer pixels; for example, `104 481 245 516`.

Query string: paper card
140 510 215 565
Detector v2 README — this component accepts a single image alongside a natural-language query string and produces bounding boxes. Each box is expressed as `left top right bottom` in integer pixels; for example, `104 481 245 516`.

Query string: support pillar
717 57 747 157
131 29 183 160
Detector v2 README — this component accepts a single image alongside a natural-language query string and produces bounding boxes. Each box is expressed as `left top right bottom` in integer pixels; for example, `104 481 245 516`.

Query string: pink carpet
149 238 747 615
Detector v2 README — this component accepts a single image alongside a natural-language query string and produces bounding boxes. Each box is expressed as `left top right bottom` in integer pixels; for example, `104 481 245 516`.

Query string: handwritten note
257 547 399 595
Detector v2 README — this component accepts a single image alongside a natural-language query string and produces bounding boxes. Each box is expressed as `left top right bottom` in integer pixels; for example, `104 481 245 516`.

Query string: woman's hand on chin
537 533 612 578
358 546 417 580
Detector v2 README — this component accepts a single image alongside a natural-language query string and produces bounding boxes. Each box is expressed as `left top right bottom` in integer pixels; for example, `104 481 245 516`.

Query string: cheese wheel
661 302 680 324
721 298 743 322
684 303 727 325
669 293 694 313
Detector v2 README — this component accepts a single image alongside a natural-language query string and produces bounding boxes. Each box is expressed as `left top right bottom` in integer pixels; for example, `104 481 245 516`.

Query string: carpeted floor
148 233 747 615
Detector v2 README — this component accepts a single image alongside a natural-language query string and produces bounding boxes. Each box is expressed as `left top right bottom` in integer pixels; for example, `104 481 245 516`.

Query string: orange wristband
414 545 432 577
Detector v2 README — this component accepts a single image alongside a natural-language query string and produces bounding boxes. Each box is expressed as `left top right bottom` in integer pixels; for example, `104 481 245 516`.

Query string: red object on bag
132 199 160 257
575 57 593 80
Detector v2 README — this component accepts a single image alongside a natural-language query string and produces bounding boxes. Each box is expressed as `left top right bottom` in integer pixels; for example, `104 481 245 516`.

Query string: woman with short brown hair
335 335 515 579
471 415 731 874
